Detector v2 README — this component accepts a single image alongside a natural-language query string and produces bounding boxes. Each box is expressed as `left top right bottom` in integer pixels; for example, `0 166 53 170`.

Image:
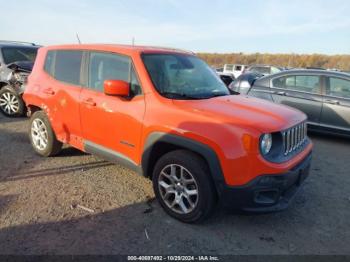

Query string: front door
320 76 350 133
270 74 323 125
79 51 145 165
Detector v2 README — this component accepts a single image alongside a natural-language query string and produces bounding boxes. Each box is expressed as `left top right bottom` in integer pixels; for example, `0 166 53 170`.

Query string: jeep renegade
23 44 313 223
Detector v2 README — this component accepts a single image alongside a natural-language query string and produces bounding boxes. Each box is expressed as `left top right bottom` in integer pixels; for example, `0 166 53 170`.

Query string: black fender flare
142 132 226 191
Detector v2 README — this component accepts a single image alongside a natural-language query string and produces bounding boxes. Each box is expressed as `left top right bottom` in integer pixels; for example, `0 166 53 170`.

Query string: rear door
270 74 323 124
320 76 350 133
41 50 83 145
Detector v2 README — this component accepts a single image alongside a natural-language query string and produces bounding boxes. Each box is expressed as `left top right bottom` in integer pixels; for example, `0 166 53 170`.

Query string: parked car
244 64 283 75
223 64 247 78
0 41 39 116
218 72 235 87
229 72 263 94
234 69 350 137
24 44 312 223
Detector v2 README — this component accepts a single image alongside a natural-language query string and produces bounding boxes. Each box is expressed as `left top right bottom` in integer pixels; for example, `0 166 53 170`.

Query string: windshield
142 54 230 99
2 47 38 64
251 67 270 75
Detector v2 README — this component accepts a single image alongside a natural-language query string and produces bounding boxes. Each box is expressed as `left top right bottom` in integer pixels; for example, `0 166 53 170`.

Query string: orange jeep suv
23 44 313 223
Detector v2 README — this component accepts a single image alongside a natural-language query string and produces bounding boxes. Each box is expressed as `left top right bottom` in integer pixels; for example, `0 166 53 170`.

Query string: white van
223 64 247 78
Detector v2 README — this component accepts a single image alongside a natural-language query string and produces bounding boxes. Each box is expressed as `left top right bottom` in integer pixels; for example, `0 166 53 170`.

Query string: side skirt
84 140 143 175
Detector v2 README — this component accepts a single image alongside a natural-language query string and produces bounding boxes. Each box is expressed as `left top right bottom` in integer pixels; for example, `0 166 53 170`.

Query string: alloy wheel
0 91 20 115
31 118 49 151
158 164 199 214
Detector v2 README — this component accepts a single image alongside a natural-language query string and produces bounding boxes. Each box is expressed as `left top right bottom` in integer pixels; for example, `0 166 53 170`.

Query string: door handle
275 91 287 96
82 98 96 106
43 88 55 95
324 99 340 105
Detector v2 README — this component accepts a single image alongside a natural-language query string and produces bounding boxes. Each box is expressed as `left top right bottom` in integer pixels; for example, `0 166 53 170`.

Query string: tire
0 86 25 117
152 150 217 223
29 111 63 157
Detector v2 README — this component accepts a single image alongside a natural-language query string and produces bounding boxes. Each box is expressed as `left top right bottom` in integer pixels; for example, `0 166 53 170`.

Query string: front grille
281 122 307 156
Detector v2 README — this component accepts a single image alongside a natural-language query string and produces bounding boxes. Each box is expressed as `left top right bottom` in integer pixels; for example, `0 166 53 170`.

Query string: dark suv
0 41 39 116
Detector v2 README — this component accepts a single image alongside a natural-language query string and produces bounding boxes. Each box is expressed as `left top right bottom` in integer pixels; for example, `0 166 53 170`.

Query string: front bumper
219 152 312 212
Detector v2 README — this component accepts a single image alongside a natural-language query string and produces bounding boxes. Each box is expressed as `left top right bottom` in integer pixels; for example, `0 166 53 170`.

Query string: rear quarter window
44 50 83 85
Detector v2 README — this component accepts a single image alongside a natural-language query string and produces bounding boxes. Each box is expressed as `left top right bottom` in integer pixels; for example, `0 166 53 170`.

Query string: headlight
260 133 272 155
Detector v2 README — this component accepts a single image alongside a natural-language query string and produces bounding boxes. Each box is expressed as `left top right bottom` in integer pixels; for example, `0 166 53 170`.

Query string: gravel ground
0 113 349 255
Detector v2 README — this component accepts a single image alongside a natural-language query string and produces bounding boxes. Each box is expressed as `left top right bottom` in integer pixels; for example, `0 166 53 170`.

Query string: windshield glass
142 54 230 99
2 47 38 64
251 67 270 74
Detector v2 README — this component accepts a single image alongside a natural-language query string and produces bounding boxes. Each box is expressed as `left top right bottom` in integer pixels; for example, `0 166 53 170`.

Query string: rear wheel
29 111 63 157
152 150 217 223
0 87 25 117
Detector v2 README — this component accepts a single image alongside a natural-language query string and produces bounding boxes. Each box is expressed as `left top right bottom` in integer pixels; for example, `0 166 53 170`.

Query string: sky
1 0 350 54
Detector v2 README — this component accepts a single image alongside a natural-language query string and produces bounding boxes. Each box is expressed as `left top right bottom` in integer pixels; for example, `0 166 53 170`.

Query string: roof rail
0 40 37 46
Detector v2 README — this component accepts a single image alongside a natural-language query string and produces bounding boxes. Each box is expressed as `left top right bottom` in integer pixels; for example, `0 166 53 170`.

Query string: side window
328 77 350 99
88 52 129 92
88 52 142 95
273 75 320 93
272 76 295 88
44 51 55 75
285 76 296 87
294 75 320 93
54 50 83 85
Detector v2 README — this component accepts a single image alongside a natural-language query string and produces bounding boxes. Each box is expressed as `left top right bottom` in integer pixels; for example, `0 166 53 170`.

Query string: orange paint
24 44 312 186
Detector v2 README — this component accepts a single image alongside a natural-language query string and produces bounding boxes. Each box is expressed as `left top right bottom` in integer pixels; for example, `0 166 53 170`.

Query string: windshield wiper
161 92 204 100
200 93 230 99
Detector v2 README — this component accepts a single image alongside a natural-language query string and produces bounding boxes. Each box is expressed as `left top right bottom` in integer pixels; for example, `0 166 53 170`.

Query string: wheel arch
142 132 225 191
26 104 42 116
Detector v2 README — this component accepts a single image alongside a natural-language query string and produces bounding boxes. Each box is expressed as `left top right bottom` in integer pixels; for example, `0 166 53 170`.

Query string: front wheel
152 150 217 223
0 87 25 117
29 111 63 157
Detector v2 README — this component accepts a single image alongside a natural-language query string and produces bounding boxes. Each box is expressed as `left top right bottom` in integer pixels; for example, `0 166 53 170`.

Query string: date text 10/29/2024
127 256 220 261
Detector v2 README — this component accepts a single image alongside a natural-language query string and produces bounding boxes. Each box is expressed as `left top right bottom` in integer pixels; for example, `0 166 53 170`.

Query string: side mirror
104 80 129 97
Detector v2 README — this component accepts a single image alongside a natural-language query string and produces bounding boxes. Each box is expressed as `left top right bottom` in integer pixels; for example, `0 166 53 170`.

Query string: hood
7 61 34 72
172 95 306 133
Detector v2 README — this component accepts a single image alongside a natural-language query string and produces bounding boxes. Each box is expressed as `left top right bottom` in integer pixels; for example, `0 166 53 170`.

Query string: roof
44 44 195 56
267 69 350 78
0 41 39 48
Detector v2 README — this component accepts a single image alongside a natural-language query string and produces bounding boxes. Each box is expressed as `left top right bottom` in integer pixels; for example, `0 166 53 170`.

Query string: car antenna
76 33 82 44
132 37 135 46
